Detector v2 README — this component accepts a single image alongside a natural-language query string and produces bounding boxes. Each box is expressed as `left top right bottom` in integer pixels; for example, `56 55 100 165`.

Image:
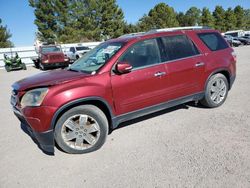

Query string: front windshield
41 46 61 53
69 42 124 74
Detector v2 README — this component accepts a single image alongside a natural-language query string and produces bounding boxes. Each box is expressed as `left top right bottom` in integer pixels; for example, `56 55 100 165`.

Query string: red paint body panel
11 29 236 135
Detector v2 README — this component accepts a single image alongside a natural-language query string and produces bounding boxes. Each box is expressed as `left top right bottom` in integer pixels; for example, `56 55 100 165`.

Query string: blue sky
0 0 249 47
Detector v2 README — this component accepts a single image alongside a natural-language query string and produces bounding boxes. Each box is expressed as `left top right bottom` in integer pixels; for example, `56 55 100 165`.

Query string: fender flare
50 97 114 130
204 68 232 91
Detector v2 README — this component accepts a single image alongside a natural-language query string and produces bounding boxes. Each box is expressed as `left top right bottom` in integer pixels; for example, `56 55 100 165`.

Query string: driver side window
119 39 161 69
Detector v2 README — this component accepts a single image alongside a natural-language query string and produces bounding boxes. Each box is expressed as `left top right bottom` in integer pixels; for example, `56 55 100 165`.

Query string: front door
111 38 168 115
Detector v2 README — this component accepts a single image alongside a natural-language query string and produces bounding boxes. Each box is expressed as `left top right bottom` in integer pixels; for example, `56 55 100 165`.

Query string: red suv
32 45 69 70
11 27 236 154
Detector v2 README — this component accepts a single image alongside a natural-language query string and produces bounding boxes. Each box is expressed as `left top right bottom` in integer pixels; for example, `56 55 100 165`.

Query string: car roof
108 26 216 43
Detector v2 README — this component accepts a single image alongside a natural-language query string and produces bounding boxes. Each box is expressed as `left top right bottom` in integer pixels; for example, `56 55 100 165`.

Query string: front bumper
12 106 55 154
42 61 69 68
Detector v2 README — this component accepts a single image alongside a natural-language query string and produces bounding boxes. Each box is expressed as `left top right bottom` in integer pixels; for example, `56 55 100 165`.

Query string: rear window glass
198 32 229 51
161 35 200 61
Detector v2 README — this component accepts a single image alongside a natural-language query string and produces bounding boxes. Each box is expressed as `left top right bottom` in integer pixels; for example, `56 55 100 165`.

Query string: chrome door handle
195 62 205 67
154 72 166 77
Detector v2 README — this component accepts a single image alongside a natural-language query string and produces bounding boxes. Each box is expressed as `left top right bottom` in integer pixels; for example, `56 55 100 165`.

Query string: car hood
12 69 90 91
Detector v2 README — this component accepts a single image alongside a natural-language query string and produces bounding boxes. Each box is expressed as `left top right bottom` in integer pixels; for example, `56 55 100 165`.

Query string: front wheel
39 62 46 70
200 73 229 108
54 105 108 154
5 65 11 72
22 63 27 70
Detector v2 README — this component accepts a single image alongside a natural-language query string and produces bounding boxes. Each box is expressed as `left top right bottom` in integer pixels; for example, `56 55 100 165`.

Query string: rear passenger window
119 39 161 69
198 32 229 51
161 35 199 61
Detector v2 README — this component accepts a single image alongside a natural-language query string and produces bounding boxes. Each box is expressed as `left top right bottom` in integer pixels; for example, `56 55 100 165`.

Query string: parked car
223 35 233 46
242 35 250 39
32 45 69 70
66 45 91 62
11 27 236 154
224 35 242 47
233 37 250 45
4 52 26 72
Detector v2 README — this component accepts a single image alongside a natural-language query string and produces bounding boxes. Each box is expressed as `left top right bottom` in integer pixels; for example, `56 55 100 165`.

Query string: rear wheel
54 105 108 154
200 73 229 108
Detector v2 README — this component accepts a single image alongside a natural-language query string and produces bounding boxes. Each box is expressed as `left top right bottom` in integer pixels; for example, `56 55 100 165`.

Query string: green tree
29 0 58 43
123 23 139 34
201 8 214 28
29 0 125 42
244 9 250 30
0 18 13 48
138 3 179 31
234 6 245 29
185 7 201 26
213 6 226 31
176 12 186 26
225 8 237 31
97 0 125 40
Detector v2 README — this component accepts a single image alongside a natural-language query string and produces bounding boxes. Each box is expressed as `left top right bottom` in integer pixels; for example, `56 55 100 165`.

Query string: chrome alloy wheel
61 114 100 150
209 78 227 104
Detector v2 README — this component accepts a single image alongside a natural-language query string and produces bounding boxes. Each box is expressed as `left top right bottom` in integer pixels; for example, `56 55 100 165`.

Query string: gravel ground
0 46 250 188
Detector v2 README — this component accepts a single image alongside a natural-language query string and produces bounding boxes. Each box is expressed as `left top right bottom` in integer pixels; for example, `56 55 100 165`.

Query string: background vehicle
32 45 69 70
233 37 250 45
225 30 245 37
223 35 233 46
66 45 91 62
224 35 242 47
11 26 236 155
4 52 26 72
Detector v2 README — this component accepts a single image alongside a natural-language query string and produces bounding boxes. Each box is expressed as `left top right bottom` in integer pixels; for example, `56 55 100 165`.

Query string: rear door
111 38 168 115
160 34 205 100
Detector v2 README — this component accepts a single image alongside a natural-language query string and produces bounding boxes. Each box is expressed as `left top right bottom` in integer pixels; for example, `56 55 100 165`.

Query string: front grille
49 55 63 60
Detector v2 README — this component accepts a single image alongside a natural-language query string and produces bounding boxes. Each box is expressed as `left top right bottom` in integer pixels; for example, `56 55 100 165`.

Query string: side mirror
116 61 133 74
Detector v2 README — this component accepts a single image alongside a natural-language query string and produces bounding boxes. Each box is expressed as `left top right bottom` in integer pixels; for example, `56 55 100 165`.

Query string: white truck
65 45 91 63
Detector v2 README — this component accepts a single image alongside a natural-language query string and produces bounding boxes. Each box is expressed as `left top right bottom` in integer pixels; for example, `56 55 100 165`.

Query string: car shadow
114 103 191 131
20 123 54 156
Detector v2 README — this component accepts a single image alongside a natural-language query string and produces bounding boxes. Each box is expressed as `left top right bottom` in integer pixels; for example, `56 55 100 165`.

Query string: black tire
39 62 46 70
5 65 11 72
22 63 27 70
76 55 79 59
200 73 229 108
34 60 39 68
54 105 108 154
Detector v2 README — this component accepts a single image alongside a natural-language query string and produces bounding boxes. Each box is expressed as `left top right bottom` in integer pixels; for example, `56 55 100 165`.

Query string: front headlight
21 88 48 107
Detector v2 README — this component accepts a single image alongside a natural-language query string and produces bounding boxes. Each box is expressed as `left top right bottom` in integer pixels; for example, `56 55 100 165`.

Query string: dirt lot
0 46 250 188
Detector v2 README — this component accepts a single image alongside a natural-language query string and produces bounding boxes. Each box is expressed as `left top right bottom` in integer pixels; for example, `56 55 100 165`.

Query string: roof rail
147 26 211 33
118 32 146 38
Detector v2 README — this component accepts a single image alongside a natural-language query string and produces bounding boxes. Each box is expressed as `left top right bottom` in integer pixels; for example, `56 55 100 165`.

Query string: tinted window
70 47 75 53
119 39 161 69
198 32 229 51
76 46 89 51
161 35 199 61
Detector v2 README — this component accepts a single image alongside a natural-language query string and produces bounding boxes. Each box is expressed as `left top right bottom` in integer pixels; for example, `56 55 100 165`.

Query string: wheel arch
50 97 114 134
205 69 231 90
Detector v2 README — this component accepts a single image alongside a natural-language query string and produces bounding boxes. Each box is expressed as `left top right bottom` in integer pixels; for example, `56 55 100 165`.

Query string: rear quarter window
161 35 200 61
198 32 229 51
